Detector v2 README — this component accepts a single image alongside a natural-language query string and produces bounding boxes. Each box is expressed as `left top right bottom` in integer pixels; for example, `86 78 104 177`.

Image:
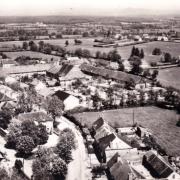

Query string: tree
95 51 101 59
152 48 161 55
37 124 49 145
51 158 67 180
82 49 91 58
152 70 159 80
82 32 89 37
22 41 28 50
130 46 136 57
130 56 143 75
65 40 69 46
140 49 144 59
16 136 35 156
177 118 180 127
45 96 64 120
44 46 52 54
164 52 172 62
14 159 23 172
21 120 39 146
0 110 12 129
143 69 151 78
74 48 83 57
107 49 121 63
0 167 10 180
6 122 22 149
60 128 76 150
118 62 125 71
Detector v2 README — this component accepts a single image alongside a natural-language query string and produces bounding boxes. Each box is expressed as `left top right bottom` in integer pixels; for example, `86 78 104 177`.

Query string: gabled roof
80 63 142 83
144 151 174 178
107 153 132 180
92 117 105 131
0 92 12 102
53 90 70 101
47 65 62 75
98 133 116 150
1 101 16 109
18 112 53 123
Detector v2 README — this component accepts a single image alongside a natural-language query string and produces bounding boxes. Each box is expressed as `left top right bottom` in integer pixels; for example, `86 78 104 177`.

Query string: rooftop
18 111 53 123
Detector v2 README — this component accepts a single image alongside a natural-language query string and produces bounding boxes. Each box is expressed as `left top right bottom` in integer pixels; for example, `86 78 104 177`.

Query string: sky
0 0 180 16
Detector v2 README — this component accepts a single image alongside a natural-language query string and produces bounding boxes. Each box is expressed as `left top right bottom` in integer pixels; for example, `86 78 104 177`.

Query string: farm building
80 63 142 85
46 63 73 79
18 111 54 134
143 151 180 179
53 90 80 111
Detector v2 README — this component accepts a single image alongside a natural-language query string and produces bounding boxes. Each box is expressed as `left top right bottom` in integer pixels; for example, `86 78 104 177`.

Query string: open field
157 67 180 90
4 51 59 61
1 40 180 64
74 106 180 156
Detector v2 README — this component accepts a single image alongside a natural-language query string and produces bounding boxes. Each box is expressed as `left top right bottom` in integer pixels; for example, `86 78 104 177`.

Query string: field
4 51 59 61
1 39 180 63
74 106 180 156
157 67 180 90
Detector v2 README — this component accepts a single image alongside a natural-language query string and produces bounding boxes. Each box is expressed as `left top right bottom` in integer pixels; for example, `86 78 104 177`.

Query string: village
0 10 180 180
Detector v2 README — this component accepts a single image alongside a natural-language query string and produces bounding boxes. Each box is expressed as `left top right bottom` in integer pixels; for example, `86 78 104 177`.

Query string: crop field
4 51 59 61
74 106 180 156
157 67 180 90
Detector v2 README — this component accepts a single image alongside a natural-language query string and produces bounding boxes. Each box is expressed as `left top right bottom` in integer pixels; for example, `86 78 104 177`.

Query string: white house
53 90 80 111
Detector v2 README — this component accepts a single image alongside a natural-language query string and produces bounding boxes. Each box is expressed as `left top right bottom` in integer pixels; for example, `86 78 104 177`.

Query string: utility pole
132 109 135 125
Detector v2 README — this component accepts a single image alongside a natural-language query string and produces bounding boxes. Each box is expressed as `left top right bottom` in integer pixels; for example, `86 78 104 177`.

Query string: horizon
0 0 180 17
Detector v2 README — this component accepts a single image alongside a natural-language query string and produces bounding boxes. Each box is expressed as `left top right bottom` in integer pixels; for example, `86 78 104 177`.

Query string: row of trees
130 46 144 59
32 128 76 180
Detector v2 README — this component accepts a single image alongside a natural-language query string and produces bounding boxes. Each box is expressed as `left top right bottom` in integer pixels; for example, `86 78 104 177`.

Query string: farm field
1 39 180 64
4 51 59 61
74 106 180 156
157 67 180 90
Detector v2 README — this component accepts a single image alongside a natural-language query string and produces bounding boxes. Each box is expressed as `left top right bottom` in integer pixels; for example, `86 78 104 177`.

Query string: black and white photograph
0 0 180 179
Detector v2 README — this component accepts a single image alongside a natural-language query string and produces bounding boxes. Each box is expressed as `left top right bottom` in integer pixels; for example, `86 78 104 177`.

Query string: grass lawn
74 106 180 156
157 67 180 90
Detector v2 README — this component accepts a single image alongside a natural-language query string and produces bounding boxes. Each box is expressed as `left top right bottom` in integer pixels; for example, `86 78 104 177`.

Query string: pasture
157 67 180 90
1 39 180 65
74 106 180 156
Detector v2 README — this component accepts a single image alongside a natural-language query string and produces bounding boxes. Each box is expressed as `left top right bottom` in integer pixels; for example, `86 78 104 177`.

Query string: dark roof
47 64 73 77
108 154 132 180
47 65 62 75
144 151 174 178
18 112 53 123
0 92 12 102
53 90 70 101
107 152 120 169
80 63 142 83
1 101 16 109
92 117 105 131
98 133 116 150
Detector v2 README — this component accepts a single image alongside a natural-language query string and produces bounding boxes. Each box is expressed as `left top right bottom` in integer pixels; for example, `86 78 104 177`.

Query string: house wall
64 95 80 110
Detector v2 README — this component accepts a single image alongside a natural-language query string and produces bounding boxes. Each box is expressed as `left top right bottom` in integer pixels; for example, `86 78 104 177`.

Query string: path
56 116 91 180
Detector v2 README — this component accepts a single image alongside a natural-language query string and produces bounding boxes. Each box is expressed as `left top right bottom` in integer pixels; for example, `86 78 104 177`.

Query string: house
18 112 54 134
46 63 74 79
0 59 17 68
157 36 168 41
0 92 12 103
134 35 143 42
143 151 180 179
0 85 19 101
80 63 142 85
46 65 62 79
53 90 80 111
92 117 131 150
107 153 137 180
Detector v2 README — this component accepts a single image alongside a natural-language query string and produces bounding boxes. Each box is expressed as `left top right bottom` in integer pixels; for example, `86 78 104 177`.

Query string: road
57 116 91 180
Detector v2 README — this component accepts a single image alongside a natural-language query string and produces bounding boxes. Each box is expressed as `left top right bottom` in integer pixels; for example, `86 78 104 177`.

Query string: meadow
158 67 180 90
74 106 180 156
